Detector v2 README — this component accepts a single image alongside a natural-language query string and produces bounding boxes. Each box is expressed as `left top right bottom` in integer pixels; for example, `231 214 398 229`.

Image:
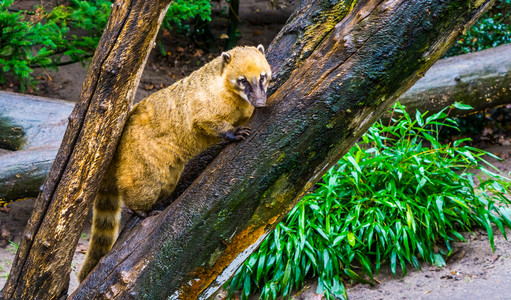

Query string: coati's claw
223 126 252 141
236 126 251 139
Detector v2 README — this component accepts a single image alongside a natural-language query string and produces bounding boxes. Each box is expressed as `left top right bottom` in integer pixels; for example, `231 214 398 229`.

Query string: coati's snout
248 87 267 107
235 73 269 107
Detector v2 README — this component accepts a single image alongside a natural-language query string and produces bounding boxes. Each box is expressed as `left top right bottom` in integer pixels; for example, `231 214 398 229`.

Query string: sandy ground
348 229 511 300
1 0 511 299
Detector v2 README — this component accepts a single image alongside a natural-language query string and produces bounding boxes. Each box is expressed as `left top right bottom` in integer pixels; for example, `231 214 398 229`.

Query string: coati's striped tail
78 192 121 282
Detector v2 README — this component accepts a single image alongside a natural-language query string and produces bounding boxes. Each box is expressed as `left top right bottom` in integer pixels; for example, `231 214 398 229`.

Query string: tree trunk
1 0 171 299
69 0 495 299
2 41 509 205
226 0 241 49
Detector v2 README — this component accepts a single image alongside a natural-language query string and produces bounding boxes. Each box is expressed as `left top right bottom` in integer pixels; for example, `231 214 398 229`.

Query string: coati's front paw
222 126 251 142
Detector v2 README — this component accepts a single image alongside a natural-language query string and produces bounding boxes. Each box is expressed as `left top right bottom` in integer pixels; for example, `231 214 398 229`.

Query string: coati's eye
237 77 248 86
260 73 267 83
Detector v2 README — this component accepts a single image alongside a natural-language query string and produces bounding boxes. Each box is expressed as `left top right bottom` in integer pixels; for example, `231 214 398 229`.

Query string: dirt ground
1 0 511 299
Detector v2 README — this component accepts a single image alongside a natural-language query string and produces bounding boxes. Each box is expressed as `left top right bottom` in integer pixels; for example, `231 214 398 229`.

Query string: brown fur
78 45 272 282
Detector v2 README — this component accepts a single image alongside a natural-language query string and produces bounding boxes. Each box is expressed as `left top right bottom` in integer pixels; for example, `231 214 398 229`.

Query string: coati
78 45 272 282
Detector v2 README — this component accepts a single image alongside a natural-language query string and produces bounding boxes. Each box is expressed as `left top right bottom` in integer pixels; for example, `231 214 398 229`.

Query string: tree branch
2 42 509 205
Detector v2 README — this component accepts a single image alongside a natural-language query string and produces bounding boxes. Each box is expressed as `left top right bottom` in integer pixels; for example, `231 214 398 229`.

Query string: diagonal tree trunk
2 42 510 206
1 0 171 299
68 0 496 299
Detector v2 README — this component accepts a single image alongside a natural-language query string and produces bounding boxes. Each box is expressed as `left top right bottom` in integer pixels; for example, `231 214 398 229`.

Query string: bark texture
1 0 171 299
69 0 496 299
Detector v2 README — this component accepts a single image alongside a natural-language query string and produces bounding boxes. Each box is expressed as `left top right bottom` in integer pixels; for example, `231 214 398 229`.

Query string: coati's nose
253 98 267 107
250 87 267 107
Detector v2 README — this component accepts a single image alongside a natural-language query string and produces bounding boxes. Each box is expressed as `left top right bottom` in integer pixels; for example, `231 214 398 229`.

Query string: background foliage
445 0 511 56
228 103 511 299
163 0 211 32
0 0 211 90
2 0 509 90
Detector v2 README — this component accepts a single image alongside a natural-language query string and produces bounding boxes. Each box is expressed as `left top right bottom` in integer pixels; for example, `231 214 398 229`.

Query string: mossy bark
70 0 496 299
1 0 171 299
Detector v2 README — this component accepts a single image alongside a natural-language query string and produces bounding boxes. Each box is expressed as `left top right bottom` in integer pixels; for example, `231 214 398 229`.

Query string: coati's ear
257 44 265 54
221 52 231 73
221 52 231 64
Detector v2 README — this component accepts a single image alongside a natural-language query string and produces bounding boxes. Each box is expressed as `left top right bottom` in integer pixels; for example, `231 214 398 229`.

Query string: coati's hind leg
78 191 122 282
123 163 185 215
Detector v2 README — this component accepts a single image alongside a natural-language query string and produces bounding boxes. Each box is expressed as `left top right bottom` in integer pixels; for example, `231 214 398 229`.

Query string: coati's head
221 45 272 107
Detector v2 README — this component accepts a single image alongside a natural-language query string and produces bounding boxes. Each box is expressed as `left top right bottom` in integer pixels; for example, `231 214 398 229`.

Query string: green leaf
243 273 251 298
415 110 424 127
434 253 446 267
453 102 473 110
425 110 447 123
347 156 362 173
332 233 346 246
390 249 397 274
406 204 416 232
305 248 318 267
315 227 329 241
281 261 292 289
435 195 445 223
256 251 266 282
344 268 374 285
347 232 356 247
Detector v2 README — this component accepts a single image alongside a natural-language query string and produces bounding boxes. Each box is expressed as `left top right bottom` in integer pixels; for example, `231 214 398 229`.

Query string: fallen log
0 92 73 151
0 148 56 202
399 43 511 116
0 93 73 205
1 43 510 205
